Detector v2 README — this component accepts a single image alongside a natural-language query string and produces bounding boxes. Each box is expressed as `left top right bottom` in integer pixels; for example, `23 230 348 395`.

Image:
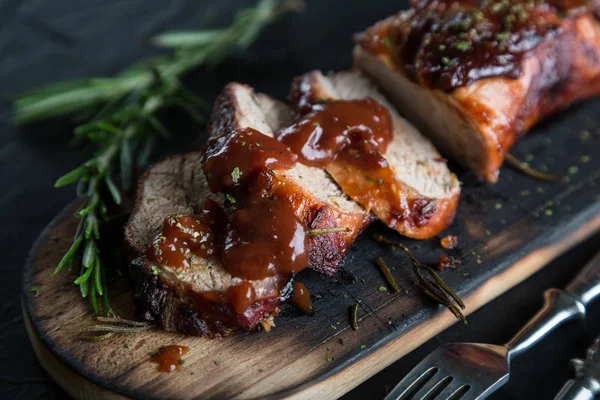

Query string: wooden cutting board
22 97 600 399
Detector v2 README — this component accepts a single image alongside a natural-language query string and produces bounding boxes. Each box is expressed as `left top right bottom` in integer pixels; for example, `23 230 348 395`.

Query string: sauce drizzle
289 281 314 315
149 345 189 372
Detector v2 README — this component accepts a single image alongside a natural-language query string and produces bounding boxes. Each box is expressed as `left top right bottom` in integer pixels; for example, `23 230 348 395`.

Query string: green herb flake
383 37 392 49
441 56 450 65
568 166 578 175
151 265 161 276
178 359 185 365
313 122 321 128
231 167 242 183
30 286 40 297
360 344 367 349
124 342 130 349
326 356 334 362
494 203 502 210
579 155 591 164
214 360 221 366
544 209 553 216
454 41 472 52
378 286 388 292
580 130 591 140
226 194 237 204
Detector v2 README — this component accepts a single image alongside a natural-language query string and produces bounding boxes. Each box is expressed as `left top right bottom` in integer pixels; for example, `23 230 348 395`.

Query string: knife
553 335 600 400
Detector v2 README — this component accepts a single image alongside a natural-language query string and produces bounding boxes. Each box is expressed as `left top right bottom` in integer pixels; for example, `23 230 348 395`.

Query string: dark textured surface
2 0 600 399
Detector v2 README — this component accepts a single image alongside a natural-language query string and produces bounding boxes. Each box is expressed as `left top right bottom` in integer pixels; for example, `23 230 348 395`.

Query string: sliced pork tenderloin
124 153 289 337
287 70 460 239
206 83 373 275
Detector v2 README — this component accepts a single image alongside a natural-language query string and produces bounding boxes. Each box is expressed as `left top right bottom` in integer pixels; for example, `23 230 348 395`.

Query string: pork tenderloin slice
289 70 460 239
354 12 600 182
208 83 372 275
124 153 287 337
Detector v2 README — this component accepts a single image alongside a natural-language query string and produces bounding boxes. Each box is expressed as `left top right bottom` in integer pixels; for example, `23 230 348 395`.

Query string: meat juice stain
149 345 189 373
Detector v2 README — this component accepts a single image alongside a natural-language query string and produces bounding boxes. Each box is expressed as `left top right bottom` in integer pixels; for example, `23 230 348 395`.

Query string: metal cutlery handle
504 289 585 359
553 379 596 400
565 251 600 306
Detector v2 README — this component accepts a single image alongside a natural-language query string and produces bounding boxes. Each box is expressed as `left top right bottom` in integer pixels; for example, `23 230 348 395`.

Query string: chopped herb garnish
360 344 366 349
568 166 578 175
378 286 388 292
226 194 237 204
326 356 334 362
151 265 161 275
313 122 321 128
178 359 185 365
454 41 472 52
214 360 221 366
30 286 40 297
125 342 130 349
383 37 392 49
231 167 242 183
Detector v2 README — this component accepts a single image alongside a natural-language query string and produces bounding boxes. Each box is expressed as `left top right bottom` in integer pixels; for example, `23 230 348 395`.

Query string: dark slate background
1 0 599 399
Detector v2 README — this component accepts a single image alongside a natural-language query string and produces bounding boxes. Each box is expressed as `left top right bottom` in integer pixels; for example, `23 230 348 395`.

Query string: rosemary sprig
15 0 303 314
373 234 466 323
80 316 154 341
505 153 568 182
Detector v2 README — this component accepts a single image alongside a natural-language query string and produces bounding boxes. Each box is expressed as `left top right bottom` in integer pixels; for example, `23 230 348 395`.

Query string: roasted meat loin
354 0 600 181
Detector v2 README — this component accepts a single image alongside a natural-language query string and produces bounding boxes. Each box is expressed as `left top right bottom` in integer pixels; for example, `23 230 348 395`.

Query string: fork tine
412 374 453 400
434 381 471 400
383 366 438 400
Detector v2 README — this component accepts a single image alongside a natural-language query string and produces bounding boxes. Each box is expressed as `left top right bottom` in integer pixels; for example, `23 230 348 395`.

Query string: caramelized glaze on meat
355 2 600 181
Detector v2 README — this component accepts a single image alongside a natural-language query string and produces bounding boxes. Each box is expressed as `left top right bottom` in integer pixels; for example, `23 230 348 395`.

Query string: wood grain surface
21 148 600 400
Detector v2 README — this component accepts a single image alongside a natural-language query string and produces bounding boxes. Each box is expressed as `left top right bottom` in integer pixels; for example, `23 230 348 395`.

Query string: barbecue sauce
279 99 419 227
147 200 226 268
360 0 592 91
149 345 189 372
227 281 257 314
203 127 308 280
289 281 313 315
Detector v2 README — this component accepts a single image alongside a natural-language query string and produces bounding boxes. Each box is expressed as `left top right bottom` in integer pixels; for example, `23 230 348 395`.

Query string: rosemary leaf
54 235 83 274
74 263 94 285
104 176 122 205
505 153 568 182
375 257 400 293
351 304 359 331
307 227 352 236
372 234 466 323
94 258 103 296
81 239 96 268
54 166 85 188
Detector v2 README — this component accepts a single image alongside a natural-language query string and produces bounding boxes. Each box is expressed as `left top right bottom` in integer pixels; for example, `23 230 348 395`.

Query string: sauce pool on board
149 345 189 372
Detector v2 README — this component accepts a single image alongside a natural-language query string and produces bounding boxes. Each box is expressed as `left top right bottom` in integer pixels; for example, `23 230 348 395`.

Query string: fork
384 250 600 400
